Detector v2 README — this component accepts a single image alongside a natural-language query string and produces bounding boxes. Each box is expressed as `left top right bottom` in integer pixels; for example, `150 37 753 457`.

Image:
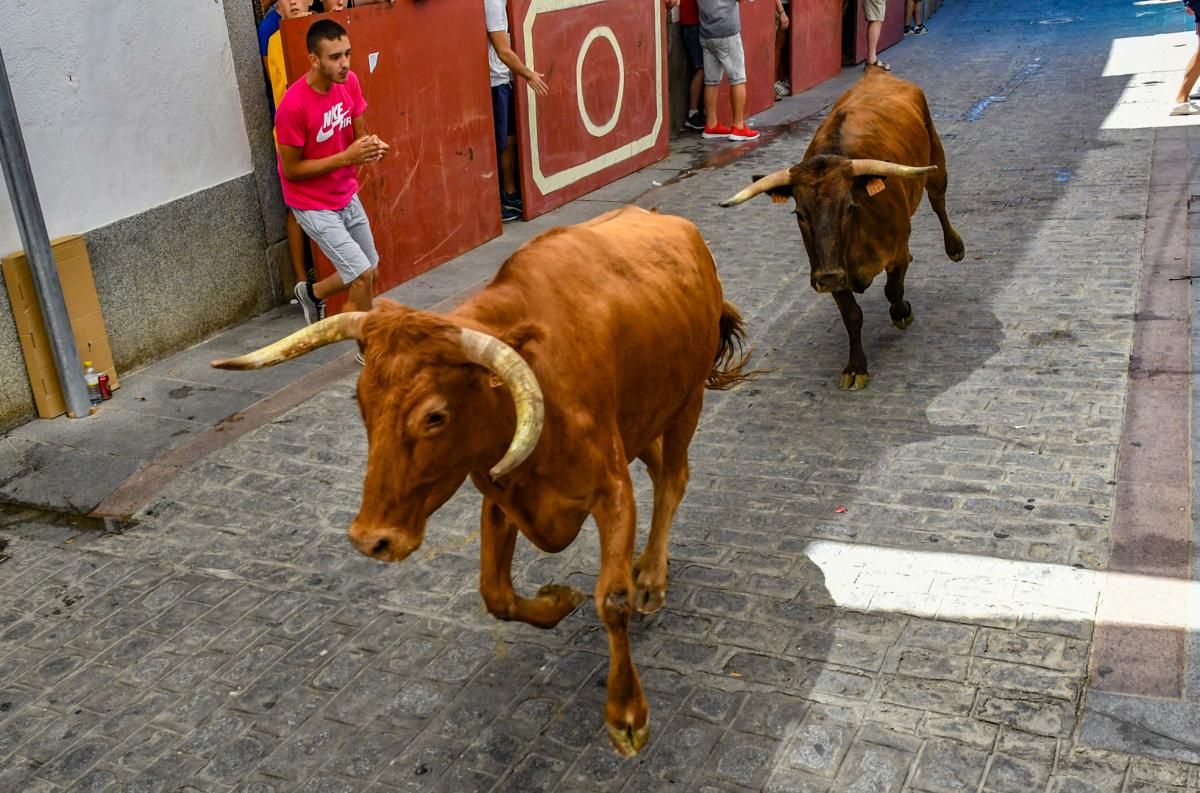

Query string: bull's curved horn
210 312 366 370
719 168 793 207
849 159 937 179
460 327 544 479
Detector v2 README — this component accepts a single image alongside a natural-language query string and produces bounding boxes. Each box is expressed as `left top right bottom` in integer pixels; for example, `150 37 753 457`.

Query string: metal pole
0 45 92 418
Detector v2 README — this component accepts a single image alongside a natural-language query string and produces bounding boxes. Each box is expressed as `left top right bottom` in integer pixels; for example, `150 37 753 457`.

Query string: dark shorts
491 83 517 151
681 24 703 72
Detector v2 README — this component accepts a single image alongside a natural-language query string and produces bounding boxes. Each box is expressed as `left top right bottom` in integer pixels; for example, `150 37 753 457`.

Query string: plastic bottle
83 361 102 406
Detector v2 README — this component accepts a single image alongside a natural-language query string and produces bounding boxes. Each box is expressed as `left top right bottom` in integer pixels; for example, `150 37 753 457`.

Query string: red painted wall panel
709 0 775 127
789 0 842 95
280 3 501 314
853 0 906 64
508 0 669 219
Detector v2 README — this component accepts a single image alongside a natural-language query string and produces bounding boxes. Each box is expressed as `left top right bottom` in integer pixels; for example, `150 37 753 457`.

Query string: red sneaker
728 126 760 141
702 123 733 139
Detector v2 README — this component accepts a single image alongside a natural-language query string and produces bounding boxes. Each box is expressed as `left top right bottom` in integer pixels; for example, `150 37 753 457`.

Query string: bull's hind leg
833 290 870 391
479 499 585 628
633 393 702 614
886 260 914 330
925 138 966 261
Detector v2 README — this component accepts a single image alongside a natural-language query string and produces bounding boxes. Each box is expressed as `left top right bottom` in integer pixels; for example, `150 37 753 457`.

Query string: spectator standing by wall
904 0 927 35
679 0 707 130
774 0 790 99
698 0 760 141
864 0 890 70
1172 0 1200 115
278 19 389 351
484 0 550 222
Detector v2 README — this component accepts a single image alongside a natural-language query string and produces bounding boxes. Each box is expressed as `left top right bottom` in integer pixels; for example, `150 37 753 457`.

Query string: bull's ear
749 173 794 204
854 175 888 197
502 321 546 356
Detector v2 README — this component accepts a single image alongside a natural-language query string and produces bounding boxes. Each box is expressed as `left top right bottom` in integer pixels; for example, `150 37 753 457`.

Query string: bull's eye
426 411 447 429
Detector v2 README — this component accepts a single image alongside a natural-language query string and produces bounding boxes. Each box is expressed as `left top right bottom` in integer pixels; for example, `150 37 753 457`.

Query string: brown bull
212 206 752 755
721 67 965 390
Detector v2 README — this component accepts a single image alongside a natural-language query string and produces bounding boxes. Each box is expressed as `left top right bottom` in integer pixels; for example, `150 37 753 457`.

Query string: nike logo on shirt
315 102 351 143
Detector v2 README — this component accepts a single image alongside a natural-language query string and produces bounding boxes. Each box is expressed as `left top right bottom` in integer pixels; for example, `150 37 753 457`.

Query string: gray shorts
701 34 747 86
863 0 886 22
292 194 379 283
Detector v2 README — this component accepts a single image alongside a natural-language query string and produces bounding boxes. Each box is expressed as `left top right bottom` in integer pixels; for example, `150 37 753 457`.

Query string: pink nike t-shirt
275 71 367 211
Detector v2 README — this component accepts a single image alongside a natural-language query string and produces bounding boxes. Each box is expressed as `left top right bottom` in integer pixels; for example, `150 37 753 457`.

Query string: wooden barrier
789 0 843 95
507 0 670 219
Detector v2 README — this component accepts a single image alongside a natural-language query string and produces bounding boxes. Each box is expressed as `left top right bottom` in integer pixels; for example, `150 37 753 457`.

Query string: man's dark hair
306 19 348 54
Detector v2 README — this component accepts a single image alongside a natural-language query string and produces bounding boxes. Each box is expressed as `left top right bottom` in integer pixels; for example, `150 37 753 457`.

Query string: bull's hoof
536 583 587 617
606 717 650 757
633 586 666 615
891 311 914 331
633 559 668 614
839 372 870 391
946 235 966 262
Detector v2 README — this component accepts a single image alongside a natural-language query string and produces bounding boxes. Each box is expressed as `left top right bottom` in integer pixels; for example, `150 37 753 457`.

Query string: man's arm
278 144 353 181
488 30 550 95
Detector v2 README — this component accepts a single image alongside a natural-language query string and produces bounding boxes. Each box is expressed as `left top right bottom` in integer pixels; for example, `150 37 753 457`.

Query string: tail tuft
707 301 758 390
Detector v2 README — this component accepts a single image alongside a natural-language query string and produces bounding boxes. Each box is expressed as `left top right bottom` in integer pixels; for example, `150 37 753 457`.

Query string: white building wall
0 0 254 253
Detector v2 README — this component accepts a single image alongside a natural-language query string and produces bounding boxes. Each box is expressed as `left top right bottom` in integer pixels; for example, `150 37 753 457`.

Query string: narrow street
2 0 1200 789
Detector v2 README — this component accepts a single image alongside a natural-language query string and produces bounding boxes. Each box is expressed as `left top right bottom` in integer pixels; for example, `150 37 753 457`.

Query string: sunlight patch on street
804 540 1200 632
1101 31 1200 129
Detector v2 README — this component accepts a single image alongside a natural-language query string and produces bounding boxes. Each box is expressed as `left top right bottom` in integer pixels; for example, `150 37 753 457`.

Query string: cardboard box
2 235 119 419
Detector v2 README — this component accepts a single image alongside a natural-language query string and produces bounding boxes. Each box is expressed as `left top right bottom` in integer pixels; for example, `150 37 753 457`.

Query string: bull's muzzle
348 525 422 563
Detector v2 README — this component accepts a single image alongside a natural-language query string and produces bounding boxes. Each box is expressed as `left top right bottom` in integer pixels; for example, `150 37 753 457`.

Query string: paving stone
830 742 914 793
912 738 989 792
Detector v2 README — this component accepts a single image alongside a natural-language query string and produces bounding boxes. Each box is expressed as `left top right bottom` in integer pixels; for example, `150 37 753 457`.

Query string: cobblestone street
3 0 1200 789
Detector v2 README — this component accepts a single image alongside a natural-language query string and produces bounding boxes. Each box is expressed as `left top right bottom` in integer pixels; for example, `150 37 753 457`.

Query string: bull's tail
707 301 758 391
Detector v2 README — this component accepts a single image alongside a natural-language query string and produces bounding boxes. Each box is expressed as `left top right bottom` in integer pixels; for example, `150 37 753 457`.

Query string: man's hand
665 0 680 8
779 10 789 28
526 71 550 96
343 134 389 166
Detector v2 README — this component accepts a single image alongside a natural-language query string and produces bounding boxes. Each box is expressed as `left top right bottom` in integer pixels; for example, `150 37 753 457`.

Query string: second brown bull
721 67 966 390
212 206 753 756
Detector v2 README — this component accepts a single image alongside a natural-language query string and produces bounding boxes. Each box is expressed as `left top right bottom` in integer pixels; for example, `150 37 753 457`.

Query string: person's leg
774 20 787 84
731 83 747 128
342 195 379 313
867 20 882 65
286 211 307 288
905 0 915 27
701 38 722 129
1175 23 1200 104
683 26 704 114
345 268 375 312
294 201 375 305
499 139 517 196
723 36 749 130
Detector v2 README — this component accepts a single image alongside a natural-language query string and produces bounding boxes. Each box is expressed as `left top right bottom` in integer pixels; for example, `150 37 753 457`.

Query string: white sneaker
774 80 789 99
1170 101 1200 116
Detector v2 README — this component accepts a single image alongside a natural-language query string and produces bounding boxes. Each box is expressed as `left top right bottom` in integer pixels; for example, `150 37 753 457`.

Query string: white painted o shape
575 26 625 138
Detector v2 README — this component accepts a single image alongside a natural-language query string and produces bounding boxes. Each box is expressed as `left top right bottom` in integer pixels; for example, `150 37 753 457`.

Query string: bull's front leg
591 469 649 756
832 290 869 391
479 499 585 628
